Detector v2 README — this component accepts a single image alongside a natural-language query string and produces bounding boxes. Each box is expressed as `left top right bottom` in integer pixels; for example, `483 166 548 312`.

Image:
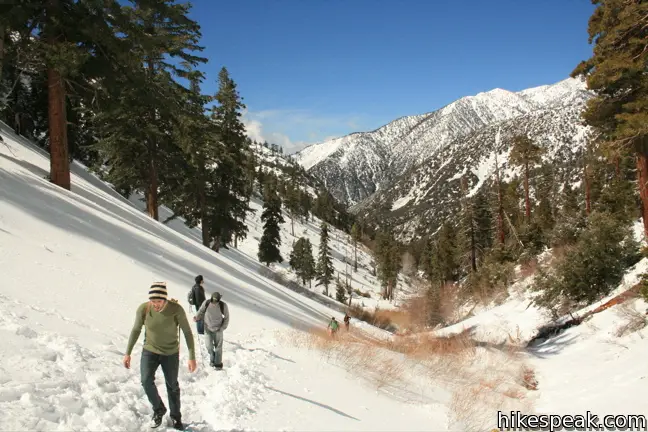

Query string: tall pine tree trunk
637 153 648 239
524 161 531 222
0 24 5 87
470 221 477 272
291 215 294 237
495 154 505 245
145 59 159 220
47 0 70 190
146 151 159 220
200 193 209 246
584 152 591 215
354 243 357 272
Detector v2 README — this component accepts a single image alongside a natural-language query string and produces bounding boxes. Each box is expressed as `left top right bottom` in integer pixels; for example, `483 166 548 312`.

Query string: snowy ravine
0 124 439 431
294 77 594 241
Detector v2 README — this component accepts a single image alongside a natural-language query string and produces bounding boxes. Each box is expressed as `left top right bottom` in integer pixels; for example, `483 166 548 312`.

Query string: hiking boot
170 415 183 430
149 406 167 428
214 363 223 370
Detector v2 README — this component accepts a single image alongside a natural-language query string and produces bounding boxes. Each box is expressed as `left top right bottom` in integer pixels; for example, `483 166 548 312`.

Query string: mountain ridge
294 76 593 240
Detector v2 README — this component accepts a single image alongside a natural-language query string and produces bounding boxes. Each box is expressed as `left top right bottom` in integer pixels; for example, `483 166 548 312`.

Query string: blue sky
185 0 596 154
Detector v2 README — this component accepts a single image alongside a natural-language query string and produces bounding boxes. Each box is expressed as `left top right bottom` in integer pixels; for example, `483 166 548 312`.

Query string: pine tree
375 230 401 301
572 0 648 237
258 181 284 266
351 222 361 271
436 221 460 284
284 181 300 236
335 279 347 303
316 222 334 296
509 134 544 223
289 237 316 287
209 67 252 249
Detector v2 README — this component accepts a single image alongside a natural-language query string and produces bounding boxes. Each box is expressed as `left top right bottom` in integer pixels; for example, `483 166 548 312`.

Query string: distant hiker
194 291 230 370
343 313 350 331
123 282 196 430
327 317 339 336
188 275 206 335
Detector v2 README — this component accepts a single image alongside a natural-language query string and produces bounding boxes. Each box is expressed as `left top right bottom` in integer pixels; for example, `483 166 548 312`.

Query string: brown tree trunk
198 178 209 246
584 153 591 216
495 155 505 245
637 154 648 239
291 216 295 237
524 161 531 222
0 24 5 86
354 244 357 272
47 0 70 190
146 154 158 220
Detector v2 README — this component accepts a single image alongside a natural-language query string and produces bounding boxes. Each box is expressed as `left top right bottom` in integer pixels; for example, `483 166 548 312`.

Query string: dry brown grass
281 323 538 431
450 375 534 432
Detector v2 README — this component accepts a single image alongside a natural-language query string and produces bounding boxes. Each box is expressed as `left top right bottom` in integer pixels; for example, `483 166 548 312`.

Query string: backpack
205 300 226 317
187 287 195 305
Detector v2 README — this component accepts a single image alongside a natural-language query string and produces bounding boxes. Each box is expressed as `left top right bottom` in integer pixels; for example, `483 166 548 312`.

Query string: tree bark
198 175 209 246
637 154 648 239
0 24 5 87
584 152 591 216
495 154 505 245
47 0 70 190
524 161 531 222
146 152 159 220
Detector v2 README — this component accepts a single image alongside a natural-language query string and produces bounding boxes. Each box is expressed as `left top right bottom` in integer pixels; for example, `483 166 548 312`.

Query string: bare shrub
614 300 647 337
519 365 538 390
519 258 538 279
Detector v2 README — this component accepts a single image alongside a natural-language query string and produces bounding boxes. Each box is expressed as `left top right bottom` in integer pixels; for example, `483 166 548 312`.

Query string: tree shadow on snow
225 340 296 363
265 386 359 421
525 331 579 358
0 163 330 333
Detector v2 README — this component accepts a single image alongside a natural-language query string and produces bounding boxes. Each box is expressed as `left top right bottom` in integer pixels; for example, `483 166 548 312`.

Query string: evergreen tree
209 67 252 249
289 237 316 287
351 222 361 271
572 0 648 237
509 134 544 223
258 181 284 266
335 279 347 303
436 221 460 284
284 181 300 236
316 222 335 296
375 230 401 301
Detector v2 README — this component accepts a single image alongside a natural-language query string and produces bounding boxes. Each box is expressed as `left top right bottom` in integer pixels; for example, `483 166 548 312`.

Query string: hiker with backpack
123 282 196 430
194 291 230 370
327 317 340 336
343 313 350 331
188 275 206 335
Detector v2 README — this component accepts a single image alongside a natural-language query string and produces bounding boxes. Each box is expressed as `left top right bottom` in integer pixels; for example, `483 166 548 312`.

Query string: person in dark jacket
190 275 206 335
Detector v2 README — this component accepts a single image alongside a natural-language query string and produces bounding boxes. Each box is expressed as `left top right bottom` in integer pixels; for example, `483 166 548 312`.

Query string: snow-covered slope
0 124 437 431
294 77 593 239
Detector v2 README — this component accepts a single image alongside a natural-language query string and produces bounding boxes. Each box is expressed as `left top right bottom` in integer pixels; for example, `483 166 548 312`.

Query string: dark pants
196 319 204 335
141 349 181 419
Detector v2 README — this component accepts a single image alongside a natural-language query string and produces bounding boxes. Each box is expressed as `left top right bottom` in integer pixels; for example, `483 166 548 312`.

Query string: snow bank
0 123 442 431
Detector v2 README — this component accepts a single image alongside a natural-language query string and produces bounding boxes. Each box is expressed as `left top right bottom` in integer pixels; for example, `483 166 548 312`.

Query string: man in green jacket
123 282 197 430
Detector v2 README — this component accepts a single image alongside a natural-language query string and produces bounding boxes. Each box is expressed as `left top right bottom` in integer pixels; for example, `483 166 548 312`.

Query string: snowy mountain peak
295 76 592 210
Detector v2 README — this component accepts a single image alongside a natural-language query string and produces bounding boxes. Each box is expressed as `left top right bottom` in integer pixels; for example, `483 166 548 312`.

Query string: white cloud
241 108 371 155
242 109 310 154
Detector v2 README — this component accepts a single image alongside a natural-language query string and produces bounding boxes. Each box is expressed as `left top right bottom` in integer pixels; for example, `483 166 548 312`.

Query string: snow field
0 123 442 431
